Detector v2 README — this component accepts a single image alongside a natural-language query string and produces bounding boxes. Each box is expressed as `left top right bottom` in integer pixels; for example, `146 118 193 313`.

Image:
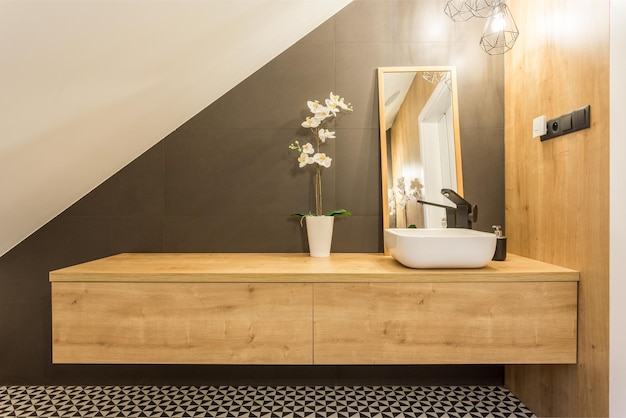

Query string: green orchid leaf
290 209 351 217
290 212 314 218
325 209 352 217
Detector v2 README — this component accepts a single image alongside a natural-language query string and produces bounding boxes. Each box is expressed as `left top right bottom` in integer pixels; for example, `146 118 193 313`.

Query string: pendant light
444 0 474 22
467 0 495 18
479 0 519 55
444 0 519 55
422 71 452 91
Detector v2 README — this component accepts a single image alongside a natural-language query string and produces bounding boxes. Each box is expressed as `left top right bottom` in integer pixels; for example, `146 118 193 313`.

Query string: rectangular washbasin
384 228 497 269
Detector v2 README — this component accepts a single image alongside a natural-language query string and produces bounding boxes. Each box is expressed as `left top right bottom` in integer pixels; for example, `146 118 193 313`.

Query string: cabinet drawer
52 282 313 364
313 282 577 364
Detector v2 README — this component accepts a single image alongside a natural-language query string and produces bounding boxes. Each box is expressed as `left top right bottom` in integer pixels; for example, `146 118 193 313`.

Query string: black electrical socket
540 105 591 141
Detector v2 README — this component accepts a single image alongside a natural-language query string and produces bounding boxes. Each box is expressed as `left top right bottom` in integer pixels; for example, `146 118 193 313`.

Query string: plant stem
314 126 322 216
316 166 322 216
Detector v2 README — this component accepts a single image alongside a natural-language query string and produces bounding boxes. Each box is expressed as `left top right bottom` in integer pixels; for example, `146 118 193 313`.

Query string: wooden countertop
49 253 579 283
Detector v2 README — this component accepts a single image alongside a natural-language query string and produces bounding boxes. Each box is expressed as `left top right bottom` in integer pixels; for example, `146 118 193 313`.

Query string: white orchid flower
388 189 396 216
325 99 340 115
302 142 315 154
313 107 332 122
313 152 332 168
307 100 323 113
302 117 321 128
298 152 314 168
409 178 424 200
394 186 408 208
329 92 353 111
318 129 335 142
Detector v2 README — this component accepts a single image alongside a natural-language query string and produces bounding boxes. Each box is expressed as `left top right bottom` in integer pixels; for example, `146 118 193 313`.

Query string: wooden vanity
50 253 578 365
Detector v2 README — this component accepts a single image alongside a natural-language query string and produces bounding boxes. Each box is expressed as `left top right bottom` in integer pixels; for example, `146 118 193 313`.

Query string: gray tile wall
0 0 504 385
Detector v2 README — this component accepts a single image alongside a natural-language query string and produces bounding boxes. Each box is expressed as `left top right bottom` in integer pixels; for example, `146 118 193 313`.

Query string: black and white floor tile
0 385 536 418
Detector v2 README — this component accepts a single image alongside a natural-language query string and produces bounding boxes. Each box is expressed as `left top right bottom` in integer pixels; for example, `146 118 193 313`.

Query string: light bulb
490 10 505 32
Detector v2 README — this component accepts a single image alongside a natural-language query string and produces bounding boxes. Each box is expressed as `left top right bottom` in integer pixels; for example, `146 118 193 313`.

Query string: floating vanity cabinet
50 253 578 365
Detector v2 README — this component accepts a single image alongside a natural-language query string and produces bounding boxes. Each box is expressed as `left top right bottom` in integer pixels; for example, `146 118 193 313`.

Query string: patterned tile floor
0 385 536 418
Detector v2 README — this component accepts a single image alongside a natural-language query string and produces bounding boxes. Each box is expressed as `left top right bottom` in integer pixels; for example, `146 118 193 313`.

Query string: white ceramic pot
305 216 334 257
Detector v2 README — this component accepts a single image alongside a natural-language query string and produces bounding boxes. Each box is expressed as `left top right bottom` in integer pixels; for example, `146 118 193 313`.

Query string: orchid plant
390 177 424 227
289 92 353 218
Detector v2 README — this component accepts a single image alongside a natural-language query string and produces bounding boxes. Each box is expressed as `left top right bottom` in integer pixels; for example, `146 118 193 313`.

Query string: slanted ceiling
0 0 352 257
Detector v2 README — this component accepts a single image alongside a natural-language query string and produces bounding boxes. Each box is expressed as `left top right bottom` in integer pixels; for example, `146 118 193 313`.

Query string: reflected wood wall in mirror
378 66 463 242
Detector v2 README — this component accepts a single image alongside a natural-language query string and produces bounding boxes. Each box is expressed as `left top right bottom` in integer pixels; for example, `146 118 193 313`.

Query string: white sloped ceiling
0 0 352 257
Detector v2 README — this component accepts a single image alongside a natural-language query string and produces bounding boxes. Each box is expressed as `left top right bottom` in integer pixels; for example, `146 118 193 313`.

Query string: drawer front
314 282 577 364
52 282 313 364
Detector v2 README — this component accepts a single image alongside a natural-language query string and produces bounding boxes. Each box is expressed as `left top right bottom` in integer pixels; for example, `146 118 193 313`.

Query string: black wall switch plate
540 105 591 141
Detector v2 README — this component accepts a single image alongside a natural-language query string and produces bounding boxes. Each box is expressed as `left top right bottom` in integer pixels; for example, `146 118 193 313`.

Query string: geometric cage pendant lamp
479 1 519 54
444 0 519 55
444 0 474 21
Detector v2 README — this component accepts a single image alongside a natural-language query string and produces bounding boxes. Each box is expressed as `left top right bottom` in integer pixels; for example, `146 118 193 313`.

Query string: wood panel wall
504 0 610 416
390 77 436 227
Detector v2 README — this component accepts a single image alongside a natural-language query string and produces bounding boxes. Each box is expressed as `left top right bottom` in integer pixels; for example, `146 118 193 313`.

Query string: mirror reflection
378 66 463 233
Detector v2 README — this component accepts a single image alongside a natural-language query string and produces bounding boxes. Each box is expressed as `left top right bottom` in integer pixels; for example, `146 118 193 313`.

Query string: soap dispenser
492 225 507 261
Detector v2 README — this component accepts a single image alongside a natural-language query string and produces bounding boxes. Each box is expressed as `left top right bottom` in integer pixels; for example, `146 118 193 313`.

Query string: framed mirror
378 66 463 236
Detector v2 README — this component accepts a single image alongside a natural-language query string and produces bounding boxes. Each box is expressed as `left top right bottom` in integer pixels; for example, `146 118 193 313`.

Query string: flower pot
305 216 334 257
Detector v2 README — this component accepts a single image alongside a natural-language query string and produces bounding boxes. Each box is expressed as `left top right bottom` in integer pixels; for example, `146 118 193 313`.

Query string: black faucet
416 199 457 228
417 188 478 229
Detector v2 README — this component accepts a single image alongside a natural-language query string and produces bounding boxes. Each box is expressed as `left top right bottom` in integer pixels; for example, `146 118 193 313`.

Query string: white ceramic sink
384 228 497 269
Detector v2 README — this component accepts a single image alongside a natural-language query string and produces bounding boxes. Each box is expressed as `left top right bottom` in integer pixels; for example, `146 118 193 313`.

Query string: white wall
0 0 351 258
610 1 626 415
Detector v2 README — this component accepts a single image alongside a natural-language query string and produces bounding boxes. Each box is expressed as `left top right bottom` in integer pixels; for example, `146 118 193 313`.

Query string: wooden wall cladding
503 0 610 416
389 76 436 228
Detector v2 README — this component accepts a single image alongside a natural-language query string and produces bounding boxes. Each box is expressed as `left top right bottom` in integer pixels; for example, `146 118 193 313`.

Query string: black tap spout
440 188 478 228
441 188 471 207
417 200 457 228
